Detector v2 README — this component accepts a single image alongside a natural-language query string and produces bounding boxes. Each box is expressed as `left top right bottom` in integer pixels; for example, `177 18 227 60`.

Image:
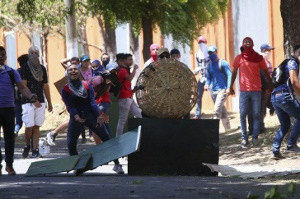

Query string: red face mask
150 44 159 61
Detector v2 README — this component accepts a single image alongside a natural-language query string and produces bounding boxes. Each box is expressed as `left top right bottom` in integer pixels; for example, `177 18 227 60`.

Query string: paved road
1 134 299 199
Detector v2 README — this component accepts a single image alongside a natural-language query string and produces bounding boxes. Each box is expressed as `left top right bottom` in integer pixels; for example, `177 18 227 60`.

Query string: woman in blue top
271 44 300 160
62 64 124 174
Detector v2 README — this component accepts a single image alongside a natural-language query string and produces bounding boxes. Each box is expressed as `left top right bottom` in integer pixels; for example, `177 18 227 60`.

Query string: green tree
86 0 228 60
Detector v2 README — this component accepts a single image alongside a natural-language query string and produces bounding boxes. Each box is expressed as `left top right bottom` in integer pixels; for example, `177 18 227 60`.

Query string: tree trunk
142 17 153 62
97 17 117 59
41 30 49 69
78 22 89 56
64 0 78 58
280 0 300 57
129 23 140 65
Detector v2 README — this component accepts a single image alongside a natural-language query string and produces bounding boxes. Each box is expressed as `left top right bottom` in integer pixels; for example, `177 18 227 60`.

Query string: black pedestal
128 118 219 176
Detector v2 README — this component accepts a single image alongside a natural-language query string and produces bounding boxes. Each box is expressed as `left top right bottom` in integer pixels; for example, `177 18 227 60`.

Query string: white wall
4 31 17 69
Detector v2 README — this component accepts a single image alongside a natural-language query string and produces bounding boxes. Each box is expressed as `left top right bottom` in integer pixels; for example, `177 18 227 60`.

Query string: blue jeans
14 100 23 133
239 91 261 140
271 92 300 153
195 81 205 117
0 107 15 169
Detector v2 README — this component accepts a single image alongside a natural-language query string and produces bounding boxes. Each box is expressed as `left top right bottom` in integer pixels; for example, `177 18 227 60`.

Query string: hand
96 115 103 127
133 64 139 70
204 85 209 91
74 114 86 123
48 103 53 112
229 87 235 95
101 113 109 123
226 88 230 95
34 100 42 108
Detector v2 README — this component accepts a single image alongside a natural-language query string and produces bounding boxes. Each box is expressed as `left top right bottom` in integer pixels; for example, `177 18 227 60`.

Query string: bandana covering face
196 43 209 59
241 37 263 63
150 44 159 62
27 54 44 82
67 74 88 99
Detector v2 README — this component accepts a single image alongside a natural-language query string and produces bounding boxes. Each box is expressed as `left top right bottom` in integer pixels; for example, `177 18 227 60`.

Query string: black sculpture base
128 118 219 176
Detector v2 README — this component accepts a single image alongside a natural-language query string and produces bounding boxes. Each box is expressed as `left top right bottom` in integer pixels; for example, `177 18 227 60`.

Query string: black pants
0 107 15 169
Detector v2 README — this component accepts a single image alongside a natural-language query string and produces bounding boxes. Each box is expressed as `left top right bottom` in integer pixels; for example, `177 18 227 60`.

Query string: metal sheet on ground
80 126 141 171
26 126 141 176
26 155 81 176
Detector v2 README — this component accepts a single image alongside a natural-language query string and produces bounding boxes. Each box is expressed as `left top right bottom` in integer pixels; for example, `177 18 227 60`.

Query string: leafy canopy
86 0 228 44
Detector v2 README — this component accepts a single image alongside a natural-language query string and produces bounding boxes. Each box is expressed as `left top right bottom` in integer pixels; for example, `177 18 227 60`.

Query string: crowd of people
1 34 300 175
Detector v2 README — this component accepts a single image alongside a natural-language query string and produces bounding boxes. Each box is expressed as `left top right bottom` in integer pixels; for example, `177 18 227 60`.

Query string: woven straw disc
135 58 198 118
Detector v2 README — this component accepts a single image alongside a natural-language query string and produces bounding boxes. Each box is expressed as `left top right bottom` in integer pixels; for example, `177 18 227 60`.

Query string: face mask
102 59 110 67
29 54 40 66
175 57 181 61
263 51 271 60
209 53 217 61
298 55 300 62
0 65 5 71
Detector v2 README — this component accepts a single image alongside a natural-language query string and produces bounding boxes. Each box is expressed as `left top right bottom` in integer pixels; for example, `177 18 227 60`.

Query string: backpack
272 59 290 88
7 69 20 100
63 81 89 95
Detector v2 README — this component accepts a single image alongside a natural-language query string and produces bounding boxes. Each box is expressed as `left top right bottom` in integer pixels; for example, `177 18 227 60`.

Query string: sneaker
252 138 259 146
22 145 30 158
31 148 42 158
193 116 200 119
113 164 124 174
271 152 285 160
47 132 56 146
286 145 300 152
240 139 249 148
5 166 16 175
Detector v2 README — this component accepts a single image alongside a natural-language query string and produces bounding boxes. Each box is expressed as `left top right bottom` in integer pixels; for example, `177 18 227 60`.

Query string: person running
204 45 232 131
271 44 300 160
62 64 124 174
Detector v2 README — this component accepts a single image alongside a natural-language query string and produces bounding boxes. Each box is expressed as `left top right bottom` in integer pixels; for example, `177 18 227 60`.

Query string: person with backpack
0 46 38 175
270 44 300 160
204 45 232 131
230 37 272 148
62 64 124 174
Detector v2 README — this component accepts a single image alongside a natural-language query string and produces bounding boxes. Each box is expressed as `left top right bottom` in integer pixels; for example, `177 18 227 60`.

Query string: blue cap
208 45 217 52
106 62 118 72
81 55 90 62
260 43 274 51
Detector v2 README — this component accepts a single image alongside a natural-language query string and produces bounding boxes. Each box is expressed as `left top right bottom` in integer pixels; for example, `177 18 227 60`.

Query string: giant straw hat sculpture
135 58 198 118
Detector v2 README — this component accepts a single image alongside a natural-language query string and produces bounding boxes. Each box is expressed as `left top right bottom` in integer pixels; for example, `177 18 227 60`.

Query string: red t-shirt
98 92 111 103
118 67 133 99
233 55 267 91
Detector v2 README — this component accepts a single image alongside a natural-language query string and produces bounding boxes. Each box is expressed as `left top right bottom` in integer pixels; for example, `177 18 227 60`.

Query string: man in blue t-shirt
0 46 37 175
204 45 232 131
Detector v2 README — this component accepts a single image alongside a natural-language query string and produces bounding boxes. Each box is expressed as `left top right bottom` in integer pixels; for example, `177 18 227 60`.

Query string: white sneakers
46 131 56 146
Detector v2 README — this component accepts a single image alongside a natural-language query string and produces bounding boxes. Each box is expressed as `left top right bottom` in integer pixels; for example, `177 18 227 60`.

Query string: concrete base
128 118 219 176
